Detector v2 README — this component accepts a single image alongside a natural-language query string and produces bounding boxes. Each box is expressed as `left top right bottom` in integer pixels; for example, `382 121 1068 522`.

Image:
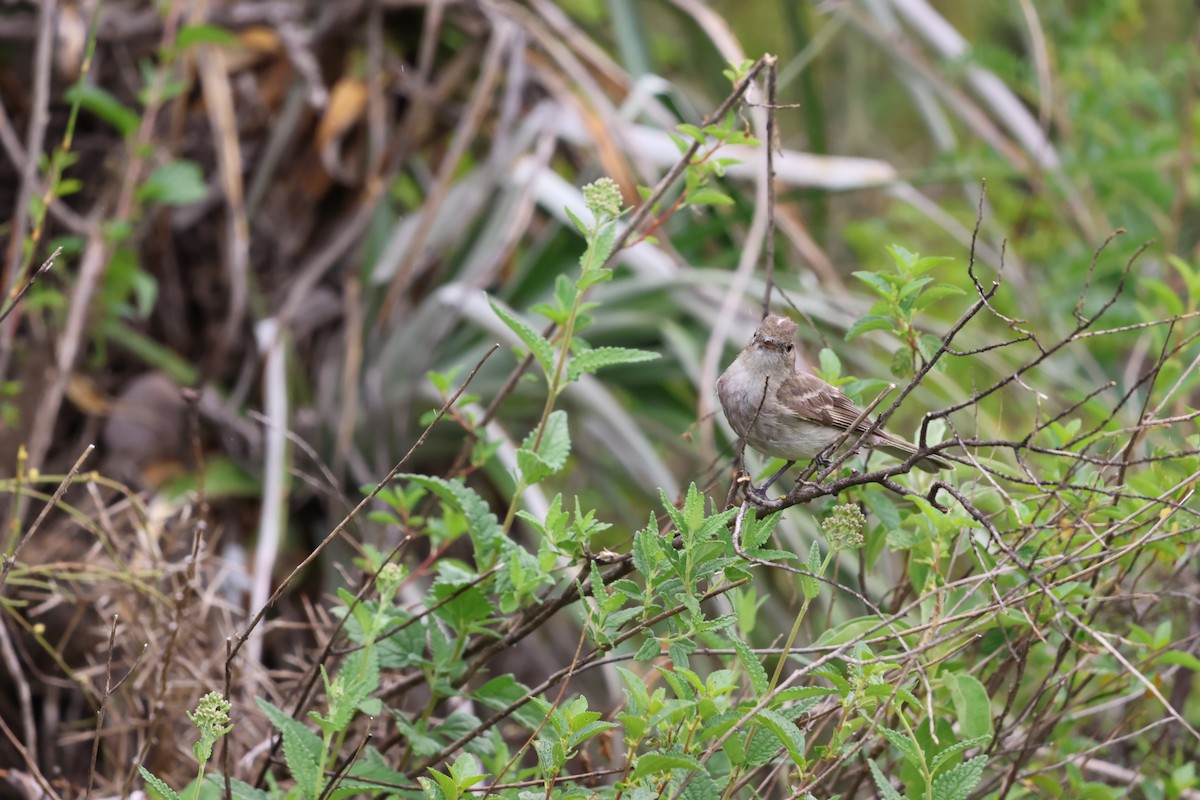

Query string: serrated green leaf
585 221 618 269
879 726 922 768
930 754 987 800
576 267 613 291
635 637 661 661
488 297 556 378
868 759 908 800
516 411 572 483
219 775 272 800
567 347 659 383
727 633 768 696
137 160 209 206
256 697 321 798
753 708 806 765
400 475 503 562
138 767 182 800
846 314 896 341
931 735 992 772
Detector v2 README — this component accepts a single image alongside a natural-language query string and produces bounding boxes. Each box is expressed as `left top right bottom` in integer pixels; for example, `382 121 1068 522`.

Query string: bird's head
743 314 798 371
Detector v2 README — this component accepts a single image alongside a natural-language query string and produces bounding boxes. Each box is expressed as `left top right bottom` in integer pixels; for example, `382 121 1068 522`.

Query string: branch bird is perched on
717 315 952 490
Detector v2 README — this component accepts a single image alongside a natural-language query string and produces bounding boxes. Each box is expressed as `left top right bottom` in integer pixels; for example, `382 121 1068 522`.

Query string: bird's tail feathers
875 433 953 473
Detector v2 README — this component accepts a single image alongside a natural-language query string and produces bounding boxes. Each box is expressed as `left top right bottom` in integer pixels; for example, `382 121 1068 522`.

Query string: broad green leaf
400 475 503 562
218 776 271 800
677 123 706 142
137 160 209 206
946 673 993 739
567 346 660 383
176 22 238 48
576 267 613 290
65 84 139 136
817 348 841 381
931 735 992 772
686 187 735 207
813 616 892 648
471 675 542 731
516 411 572 483
846 314 896 341
930 754 987 800
753 708 805 765
852 271 896 298
897 276 934 300
634 637 661 662
914 283 967 310
631 752 704 779
487 297 555 377
256 697 321 798
879 726 922 769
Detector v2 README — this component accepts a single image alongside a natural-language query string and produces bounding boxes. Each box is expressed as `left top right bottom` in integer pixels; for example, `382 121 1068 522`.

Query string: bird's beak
755 336 784 351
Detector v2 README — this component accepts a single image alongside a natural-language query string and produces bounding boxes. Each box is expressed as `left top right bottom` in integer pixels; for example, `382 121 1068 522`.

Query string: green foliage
847 246 965 378
140 692 233 800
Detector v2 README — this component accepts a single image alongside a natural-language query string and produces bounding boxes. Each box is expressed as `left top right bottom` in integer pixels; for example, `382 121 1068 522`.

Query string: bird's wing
777 372 873 433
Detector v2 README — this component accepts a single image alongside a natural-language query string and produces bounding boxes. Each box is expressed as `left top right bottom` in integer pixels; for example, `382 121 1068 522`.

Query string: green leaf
817 348 841 382
138 767 182 800
564 206 589 236
727 633 768 696
137 160 209 206
576 267 613 291
914 283 967 310
516 410 572 483
753 708 806 765
487 297 555 378
686 187 735 207
631 752 705 779
219 776 272 800
800 542 821 601
64 84 139 136
946 674 993 739
176 22 238 48
400 475 503 563
256 697 322 798
634 637 661 662
471 675 543 731
852 271 896 298
868 759 908 800
931 735 992 772
567 346 659 384
846 314 896 340
584 221 618 270
879 726 922 769
930 755 987 800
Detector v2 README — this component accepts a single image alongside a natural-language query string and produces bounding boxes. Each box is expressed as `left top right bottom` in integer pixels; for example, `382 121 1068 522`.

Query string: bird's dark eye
785 343 794 352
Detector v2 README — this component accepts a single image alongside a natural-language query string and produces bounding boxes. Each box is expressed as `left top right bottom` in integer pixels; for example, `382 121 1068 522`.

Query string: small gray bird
717 315 952 484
